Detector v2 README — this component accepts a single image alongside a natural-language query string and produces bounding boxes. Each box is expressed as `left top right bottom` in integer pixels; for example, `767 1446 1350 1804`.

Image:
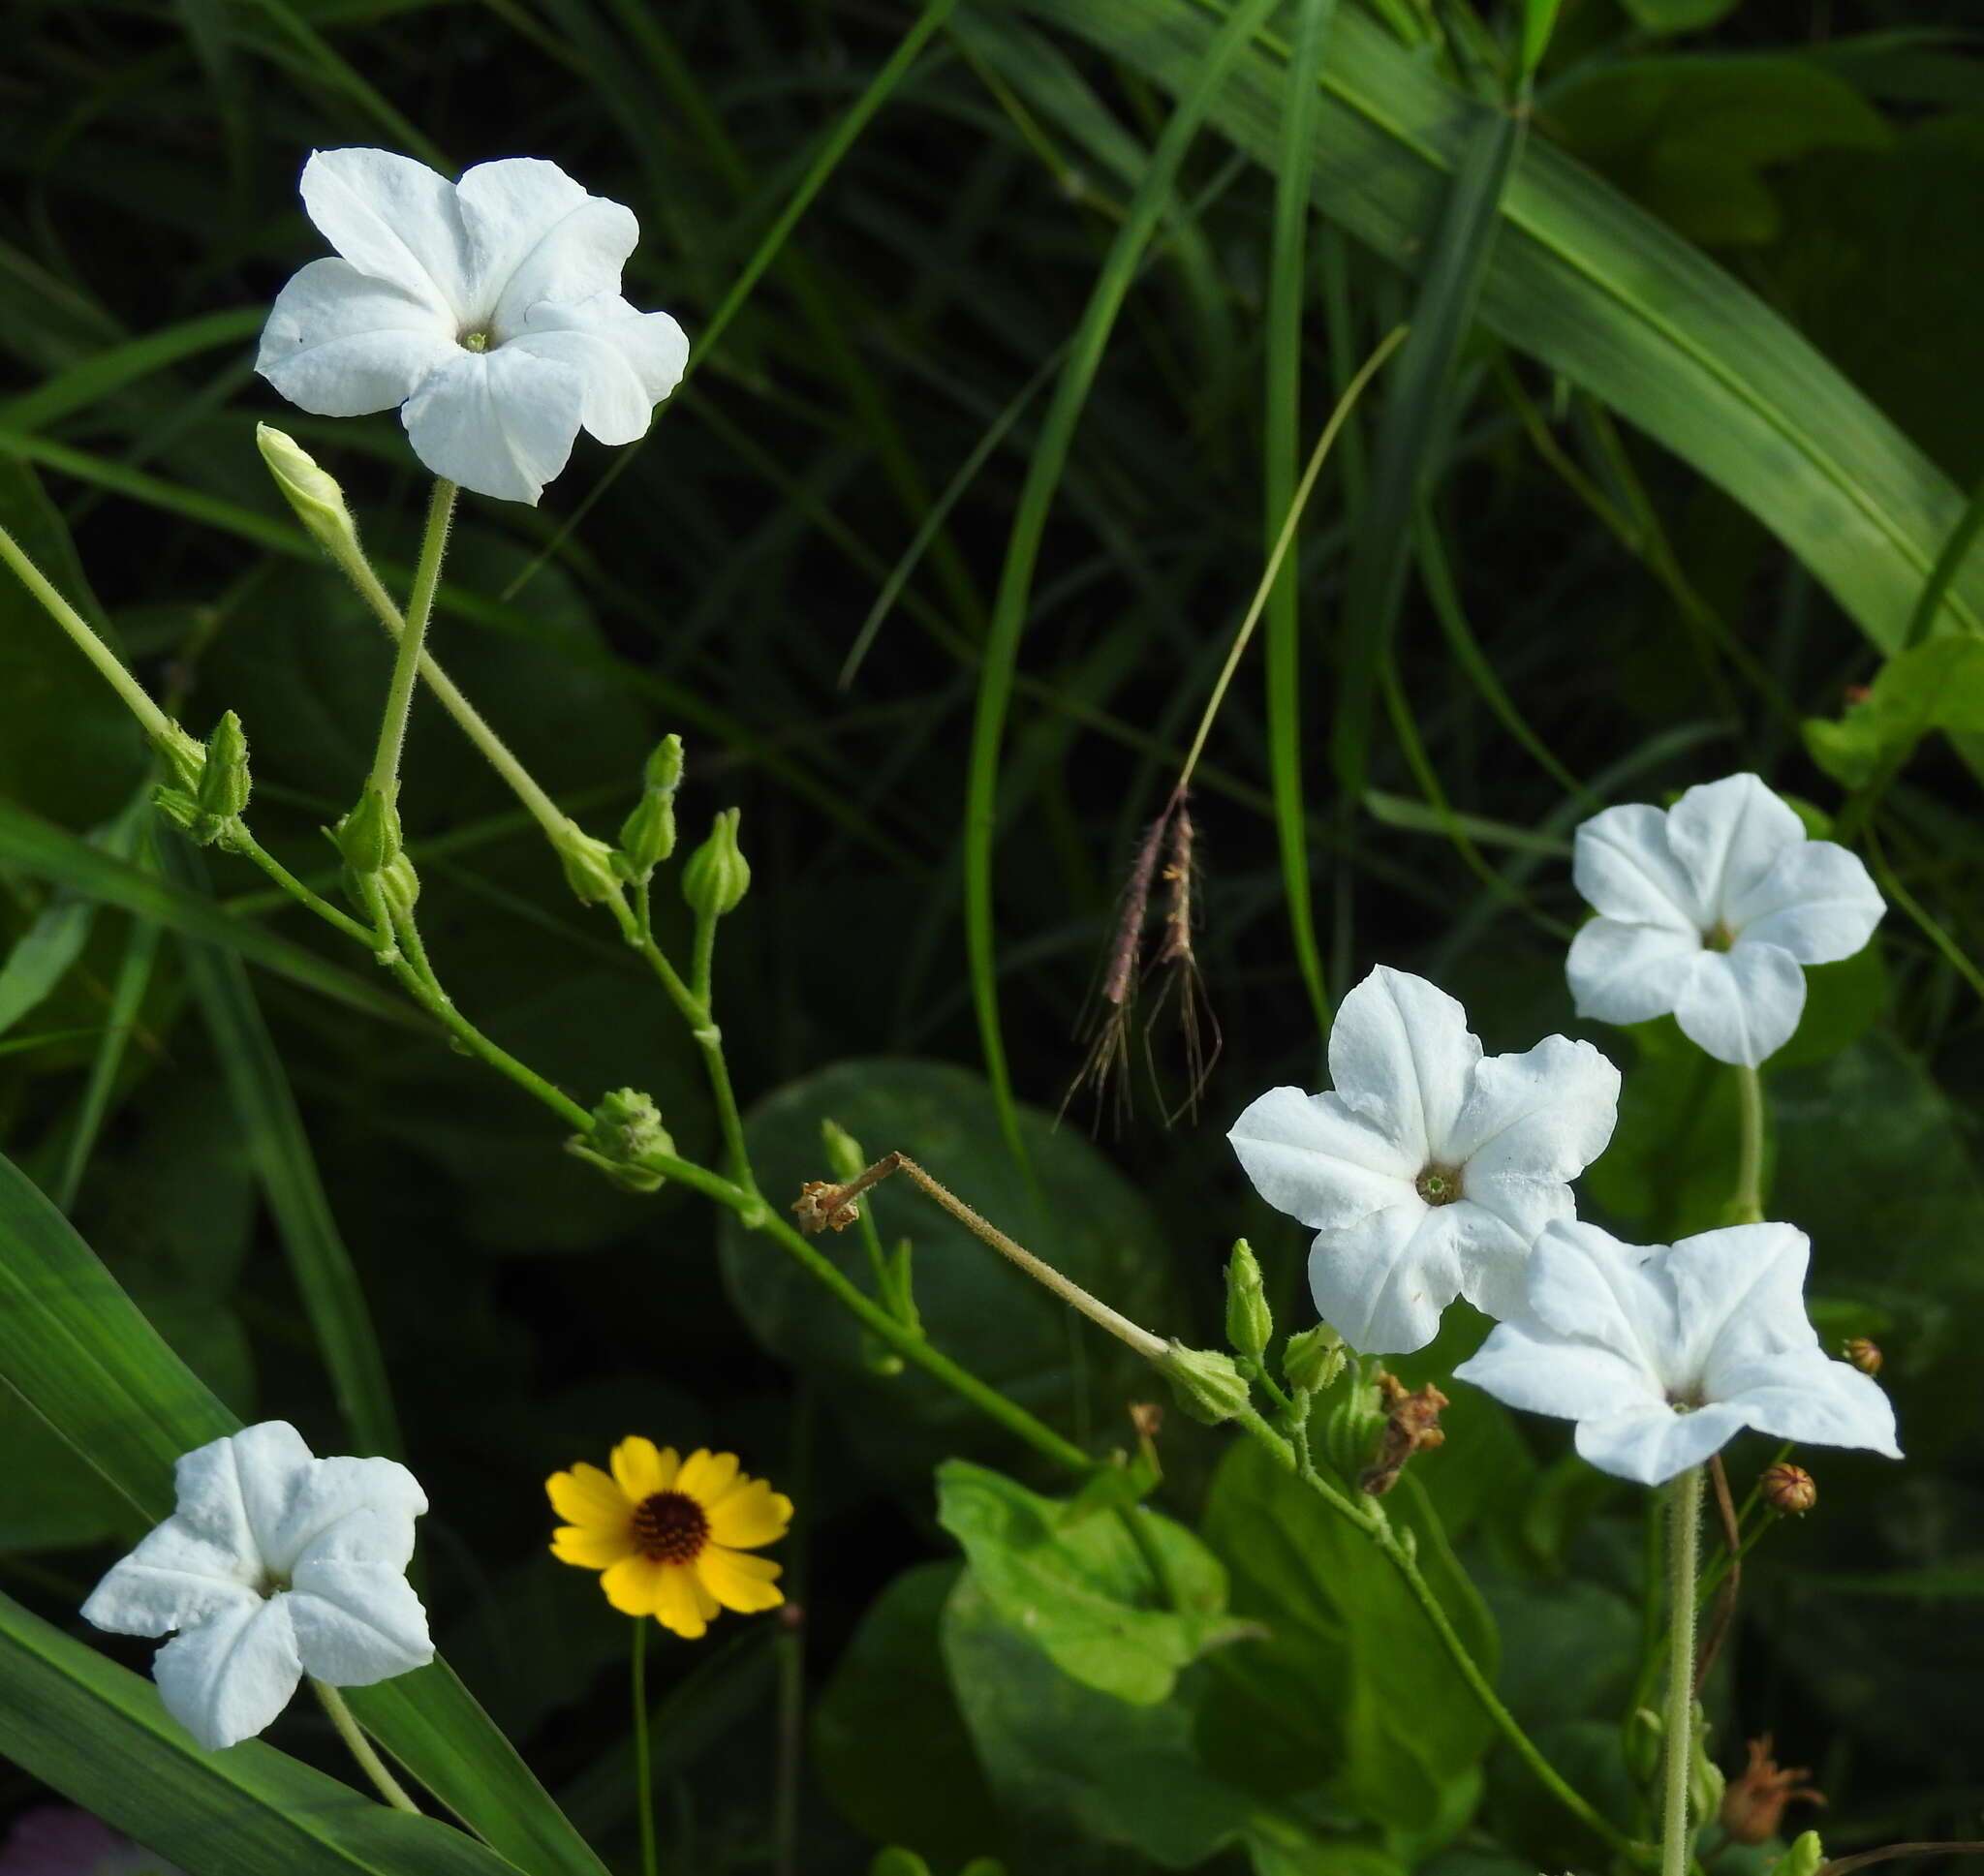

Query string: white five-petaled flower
257 148 689 505
81 1422 432 1751
1227 967 1621 1357
1454 1219 1901 1485
1566 773 1883 1067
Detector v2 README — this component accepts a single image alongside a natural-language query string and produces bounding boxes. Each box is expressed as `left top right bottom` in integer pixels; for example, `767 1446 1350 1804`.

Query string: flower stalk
1733 1065 1766 1224
1661 1467 1704 1876
366 477 456 805
631 1620 657 1876
315 1679 421 1814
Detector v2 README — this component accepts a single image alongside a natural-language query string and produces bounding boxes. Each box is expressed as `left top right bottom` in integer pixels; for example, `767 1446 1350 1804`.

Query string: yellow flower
545 1438 791 1640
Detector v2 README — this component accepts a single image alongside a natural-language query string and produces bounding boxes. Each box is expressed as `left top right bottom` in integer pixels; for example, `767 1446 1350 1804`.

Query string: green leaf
936 1459 1256 1706
1803 635 1984 787
814 1563 1004 1869
716 1059 1177 1489
1621 0 1741 30
1009 0 1984 649
1546 57 1890 247
1582 1017 1741 1240
0 882 96 1037
1195 1438 1495 1846
0 1587 526 1876
0 1147 609 1876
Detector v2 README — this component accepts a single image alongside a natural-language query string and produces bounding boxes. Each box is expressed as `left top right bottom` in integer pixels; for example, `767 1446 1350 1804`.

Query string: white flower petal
1715 1349 1903 1460
1444 1033 1620 1184
1454 1319 1664 1425
1229 1086 1419 1230
1671 944 1806 1066
1308 1201 1457 1357
449 157 639 341
1566 917 1704 1026
1669 1223 1815 1388
1572 803 1704 929
1451 1179 1571 1323
1328 967 1480 1164
1574 1401 1752 1486
505 294 689 446
401 348 586 505
288 1566 433 1686
297 149 471 322
81 1524 261 1639
1725 840 1884 965
151 1598 302 1751
267 1460 428 1577
1664 774 1805 919
1520 1220 1674 1380
186 1422 316 1563
257 259 456 417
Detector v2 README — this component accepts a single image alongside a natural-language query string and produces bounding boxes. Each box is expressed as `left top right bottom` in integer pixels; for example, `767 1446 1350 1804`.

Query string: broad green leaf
1803 636 1984 787
1196 1438 1494 1846
814 1563 1004 1868
0 1148 609 1876
0 1588 525 1876
936 1459 1255 1706
0 802 421 1030
1009 0 1984 649
0 883 95 1037
1546 56 1890 247
716 1059 1177 1490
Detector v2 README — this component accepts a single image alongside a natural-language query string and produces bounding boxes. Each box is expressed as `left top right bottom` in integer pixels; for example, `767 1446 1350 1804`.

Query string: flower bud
333 788 401 874
821 1119 866 1185
552 818 622 905
1688 1702 1725 1825
194 710 251 821
376 851 420 924
1761 1461 1816 1516
1160 1342 1253 1425
258 424 361 561
1283 1322 1347 1397
682 808 751 919
1842 1336 1881 1375
151 784 202 832
151 722 206 793
868 1852 932 1876
1223 1240 1272 1362
1323 1374 1388 1482
565 1087 677 1194
643 733 685 796
1779 1832 1827 1876
615 734 685 878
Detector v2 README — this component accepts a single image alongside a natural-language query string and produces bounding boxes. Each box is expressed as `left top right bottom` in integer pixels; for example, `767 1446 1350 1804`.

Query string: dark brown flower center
1416 1162 1463 1206
631 1490 709 1564
1703 919 1736 951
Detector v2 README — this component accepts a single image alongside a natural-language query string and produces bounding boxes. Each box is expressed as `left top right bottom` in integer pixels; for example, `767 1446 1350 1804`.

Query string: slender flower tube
1455 1219 1902 1484
1566 773 1883 1066
80 1423 432 1751
258 149 689 504
1228 966 1620 1355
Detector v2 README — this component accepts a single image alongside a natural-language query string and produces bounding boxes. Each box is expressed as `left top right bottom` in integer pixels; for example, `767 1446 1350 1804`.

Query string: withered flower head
1842 1337 1882 1375
1358 1372 1448 1496
1719 1734 1824 1844
1761 1461 1817 1516
791 1181 861 1235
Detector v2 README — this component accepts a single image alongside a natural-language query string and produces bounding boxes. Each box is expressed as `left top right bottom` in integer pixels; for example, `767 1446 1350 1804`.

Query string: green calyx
682 807 751 918
1283 1322 1348 1397
565 1087 677 1193
1224 1239 1272 1362
1160 1342 1253 1425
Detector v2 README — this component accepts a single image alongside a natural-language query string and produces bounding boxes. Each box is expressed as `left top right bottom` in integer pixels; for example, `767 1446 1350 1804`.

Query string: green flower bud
1161 1342 1253 1425
258 424 361 561
1779 1832 1826 1876
552 818 622 905
1283 1322 1348 1397
644 733 685 795
377 852 420 924
151 722 206 793
1688 1702 1725 1826
333 787 401 875
1323 1374 1387 1482
151 784 201 832
682 807 751 918
194 710 251 821
615 790 677 878
821 1118 866 1184
565 1087 677 1194
1224 1239 1271 1362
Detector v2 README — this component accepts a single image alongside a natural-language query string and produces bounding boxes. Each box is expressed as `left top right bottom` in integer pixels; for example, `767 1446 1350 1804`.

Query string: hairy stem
1732 1066 1766 1224
1662 1468 1704 1876
367 478 455 802
313 1679 419 1814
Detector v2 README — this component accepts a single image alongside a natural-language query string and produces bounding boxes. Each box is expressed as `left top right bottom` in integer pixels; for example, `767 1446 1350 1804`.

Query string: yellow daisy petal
551 1523 636 1571
696 1544 784 1615
706 1480 792 1552
602 1553 666 1616
675 1449 739 1507
691 1573 720 1624
610 1437 679 1501
546 1461 632 1530
653 1564 707 1640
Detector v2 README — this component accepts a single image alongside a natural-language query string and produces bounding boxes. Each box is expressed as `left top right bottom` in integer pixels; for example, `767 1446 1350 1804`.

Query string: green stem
1661 1469 1704 1876
226 825 380 948
0 520 175 742
773 1615 803 1876
1732 1066 1765 1224
313 1678 419 1813
632 1619 656 1876
367 479 456 801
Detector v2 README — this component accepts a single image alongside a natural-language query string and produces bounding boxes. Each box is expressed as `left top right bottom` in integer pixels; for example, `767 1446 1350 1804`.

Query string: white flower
1566 773 1882 1067
81 1422 432 1751
1227 967 1620 1356
1454 1219 1901 1485
256 148 689 505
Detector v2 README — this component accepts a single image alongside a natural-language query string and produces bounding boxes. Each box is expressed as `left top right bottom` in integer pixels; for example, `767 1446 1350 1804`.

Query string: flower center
631 1490 709 1564
459 328 491 353
1703 919 1736 951
1415 1162 1464 1206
